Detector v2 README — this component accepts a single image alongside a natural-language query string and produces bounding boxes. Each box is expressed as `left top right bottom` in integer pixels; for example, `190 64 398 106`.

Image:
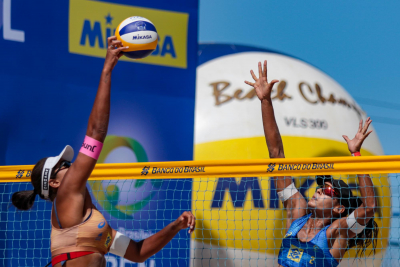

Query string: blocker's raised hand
343 117 373 153
244 60 279 101
174 211 196 234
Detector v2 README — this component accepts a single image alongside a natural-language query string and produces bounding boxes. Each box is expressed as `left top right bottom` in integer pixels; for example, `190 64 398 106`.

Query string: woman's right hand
244 60 279 101
103 36 129 72
173 211 196 234
342 117 373 154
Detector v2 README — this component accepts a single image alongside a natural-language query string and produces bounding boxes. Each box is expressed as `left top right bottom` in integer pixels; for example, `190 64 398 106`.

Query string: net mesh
0 162 399 267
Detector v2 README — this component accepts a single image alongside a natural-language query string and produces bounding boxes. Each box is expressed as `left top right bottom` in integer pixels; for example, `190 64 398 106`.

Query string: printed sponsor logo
69 0 189 68
82 142 97 153
210 80 363 117
150 166 205 174
16 170 24 178
132 34 153 40
43 168 49 190
95 233 103 241
266 163 276 173
266 163 335 172
284 231 292 238
211 177 264 208
141 166 150 176
2 0 25 42
15 170 32 179
287 244 304 263
284 117 328 130
105 232 112 248
98 220 106 228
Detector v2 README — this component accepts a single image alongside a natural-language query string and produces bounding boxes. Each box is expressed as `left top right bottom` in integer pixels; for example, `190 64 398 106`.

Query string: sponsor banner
195 46 383 156
3 155 400 182
69 0 189 68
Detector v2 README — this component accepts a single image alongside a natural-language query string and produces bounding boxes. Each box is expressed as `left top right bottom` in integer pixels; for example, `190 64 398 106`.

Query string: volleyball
115 16 158 59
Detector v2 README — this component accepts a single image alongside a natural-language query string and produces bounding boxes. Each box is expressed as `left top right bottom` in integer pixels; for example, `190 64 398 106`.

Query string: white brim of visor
41 145 74 199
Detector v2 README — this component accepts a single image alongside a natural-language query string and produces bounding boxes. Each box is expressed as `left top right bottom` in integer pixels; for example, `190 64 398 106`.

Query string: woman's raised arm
55 37 128 227
245 60 308 227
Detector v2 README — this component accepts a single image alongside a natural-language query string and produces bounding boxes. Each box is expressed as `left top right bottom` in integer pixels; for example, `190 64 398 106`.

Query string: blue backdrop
0 0 198 266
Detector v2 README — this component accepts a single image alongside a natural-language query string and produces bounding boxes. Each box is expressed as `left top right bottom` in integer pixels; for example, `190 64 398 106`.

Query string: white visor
41 145 74 199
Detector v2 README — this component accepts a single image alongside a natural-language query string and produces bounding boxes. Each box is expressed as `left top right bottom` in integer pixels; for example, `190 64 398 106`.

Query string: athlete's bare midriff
53 252 106 267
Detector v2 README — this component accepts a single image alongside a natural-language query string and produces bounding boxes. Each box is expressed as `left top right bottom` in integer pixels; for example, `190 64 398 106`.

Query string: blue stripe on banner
123 50 155 59
119 21 157 36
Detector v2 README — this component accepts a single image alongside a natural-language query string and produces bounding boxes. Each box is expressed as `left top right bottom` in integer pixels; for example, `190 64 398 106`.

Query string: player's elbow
136 257 146 263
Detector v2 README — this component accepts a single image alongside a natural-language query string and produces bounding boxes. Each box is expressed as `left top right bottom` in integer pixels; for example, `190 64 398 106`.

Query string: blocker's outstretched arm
244 61 282 159
328 118 377 259
342 118 376 224
245 61 308 227
110 211 196 263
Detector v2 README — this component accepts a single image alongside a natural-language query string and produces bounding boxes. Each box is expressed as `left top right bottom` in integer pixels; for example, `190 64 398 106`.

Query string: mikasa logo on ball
132 35 153 40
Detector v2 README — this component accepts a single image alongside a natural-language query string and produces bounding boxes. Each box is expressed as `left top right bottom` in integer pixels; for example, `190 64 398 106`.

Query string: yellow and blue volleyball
115 16 158 59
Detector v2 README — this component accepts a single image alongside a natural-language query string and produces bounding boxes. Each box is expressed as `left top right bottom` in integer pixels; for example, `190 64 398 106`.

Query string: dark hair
346 217 379 258
317 175 379 258
11 157 58 210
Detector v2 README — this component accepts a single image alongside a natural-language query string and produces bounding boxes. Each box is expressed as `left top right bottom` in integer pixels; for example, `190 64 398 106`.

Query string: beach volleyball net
0 156 399 267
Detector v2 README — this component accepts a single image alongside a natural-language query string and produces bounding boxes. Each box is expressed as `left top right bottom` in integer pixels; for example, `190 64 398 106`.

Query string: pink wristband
80 135 103 160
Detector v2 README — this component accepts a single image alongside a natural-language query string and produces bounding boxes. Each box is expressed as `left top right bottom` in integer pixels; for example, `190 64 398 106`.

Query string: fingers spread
258 62 263 79
270 80 279 87
358 119 363 133
362 118 372 134
363 130 373 140
263 60 267 78
342 135 350 142
244 80 254 86
250 70 258 81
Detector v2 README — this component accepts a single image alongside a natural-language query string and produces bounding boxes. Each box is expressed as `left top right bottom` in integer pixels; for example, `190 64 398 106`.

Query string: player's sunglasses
316 184 339 198
53 161 71 178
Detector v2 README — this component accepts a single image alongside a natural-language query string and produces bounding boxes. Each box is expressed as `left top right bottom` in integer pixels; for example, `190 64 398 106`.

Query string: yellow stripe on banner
2 155 400 182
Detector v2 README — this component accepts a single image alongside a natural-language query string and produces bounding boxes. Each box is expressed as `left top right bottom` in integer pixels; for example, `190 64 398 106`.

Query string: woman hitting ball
12 36 195 267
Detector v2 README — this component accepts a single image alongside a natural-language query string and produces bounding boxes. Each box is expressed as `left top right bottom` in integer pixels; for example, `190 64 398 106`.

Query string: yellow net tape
2 155 400 182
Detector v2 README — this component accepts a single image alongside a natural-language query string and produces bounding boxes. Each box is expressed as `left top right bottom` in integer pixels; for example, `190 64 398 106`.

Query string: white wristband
109 231 130 257
346 211 366 234
277 183 298 202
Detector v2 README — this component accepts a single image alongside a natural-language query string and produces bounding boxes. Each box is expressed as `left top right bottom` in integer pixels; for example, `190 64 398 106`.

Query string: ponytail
347 218 379 258
11 190 38 210
10 157 56 210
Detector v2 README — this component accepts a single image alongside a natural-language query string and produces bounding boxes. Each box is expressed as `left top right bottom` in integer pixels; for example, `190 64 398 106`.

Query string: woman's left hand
174 211 196 234
342 117 373 153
